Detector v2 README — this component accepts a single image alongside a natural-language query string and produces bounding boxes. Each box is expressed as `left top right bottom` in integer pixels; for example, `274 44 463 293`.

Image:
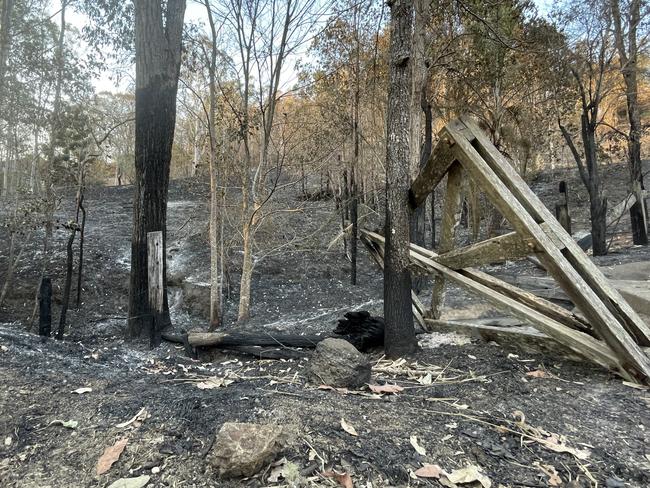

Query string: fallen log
162 311 386 357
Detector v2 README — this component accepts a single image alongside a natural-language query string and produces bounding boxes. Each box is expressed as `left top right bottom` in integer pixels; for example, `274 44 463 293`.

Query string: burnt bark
611 0 647 244
38 277 52 337
128 0 186 344
383 0 417 358
56 225 76 339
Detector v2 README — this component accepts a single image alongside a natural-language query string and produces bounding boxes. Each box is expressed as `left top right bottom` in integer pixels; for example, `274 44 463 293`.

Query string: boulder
209 422 287 478
307 338 371 388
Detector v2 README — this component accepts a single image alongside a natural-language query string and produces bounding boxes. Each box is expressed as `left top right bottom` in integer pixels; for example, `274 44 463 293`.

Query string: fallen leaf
414 464 442 478
340 418 358 436
368 383 404 394
96 438 128 475
116 408 148 429
48 419 78 429
526 370 549 378
418 372 433 385
446 465 491 488
106 475 150 488
410 435 426 456
538 464 562 486
72 387 92 394
322 470 353 488
196 376 234 389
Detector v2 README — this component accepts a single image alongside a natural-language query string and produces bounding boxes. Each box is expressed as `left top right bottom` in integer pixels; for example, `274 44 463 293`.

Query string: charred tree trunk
611 0 647 245
383 0 417 358
38 277 52 337
57 224 76 340
128 0 186 344
75 194 86 309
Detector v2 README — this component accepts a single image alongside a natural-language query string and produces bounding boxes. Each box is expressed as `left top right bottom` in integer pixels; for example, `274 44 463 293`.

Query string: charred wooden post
555 180 572 235
630 180 648 245
147 231 164 347
38 277 52 337
57 222 78 340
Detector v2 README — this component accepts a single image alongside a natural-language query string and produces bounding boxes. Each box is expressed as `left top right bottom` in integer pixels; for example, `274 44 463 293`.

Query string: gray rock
307 338 371 388
209 422 287 478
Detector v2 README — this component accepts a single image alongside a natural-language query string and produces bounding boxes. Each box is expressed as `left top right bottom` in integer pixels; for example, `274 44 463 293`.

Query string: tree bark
384 0 417 358
205 0 222 329
128 0 186 345
611 0 647 244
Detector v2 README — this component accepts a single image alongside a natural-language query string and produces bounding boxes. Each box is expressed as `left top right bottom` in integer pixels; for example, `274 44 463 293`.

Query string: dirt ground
1 161 650 487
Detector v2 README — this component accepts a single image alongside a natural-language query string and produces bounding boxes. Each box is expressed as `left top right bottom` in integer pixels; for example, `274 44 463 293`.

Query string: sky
52 0 555 95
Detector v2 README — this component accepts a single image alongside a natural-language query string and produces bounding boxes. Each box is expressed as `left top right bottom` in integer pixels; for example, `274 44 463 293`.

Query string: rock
209 422 287 478
307 338 371 388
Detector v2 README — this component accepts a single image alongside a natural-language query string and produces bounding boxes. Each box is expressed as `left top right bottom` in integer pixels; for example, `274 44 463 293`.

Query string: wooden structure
147 231 164 346
361 117 650 384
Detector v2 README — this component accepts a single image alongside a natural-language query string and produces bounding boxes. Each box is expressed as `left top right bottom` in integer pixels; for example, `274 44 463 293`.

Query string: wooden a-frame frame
362 117 650 384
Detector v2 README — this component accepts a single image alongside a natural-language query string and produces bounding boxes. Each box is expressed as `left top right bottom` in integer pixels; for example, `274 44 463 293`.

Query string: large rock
209 422 287 478
308 338 371 388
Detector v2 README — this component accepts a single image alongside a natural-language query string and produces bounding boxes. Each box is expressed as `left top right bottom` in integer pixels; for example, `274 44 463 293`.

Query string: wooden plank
147 231 164 315
360 229 624 377
405 238 592 334
435 231 536 269
452 118 650 380
430 162 464 320
409 136 456 209
424 319 582 359
461 116 650 347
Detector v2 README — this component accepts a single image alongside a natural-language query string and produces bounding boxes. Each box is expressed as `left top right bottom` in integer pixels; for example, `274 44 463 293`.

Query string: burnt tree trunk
75 193 86 308
383 0 417 358
38 277 52 337
611 0 647 245
128 0 186 343
56 224 76 340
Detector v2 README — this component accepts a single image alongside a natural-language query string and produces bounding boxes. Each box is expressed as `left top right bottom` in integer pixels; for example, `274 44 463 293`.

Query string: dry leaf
368 383 404 394
418 372 433 385
116 408 148 429
48 419 78 429
340 418 358 436
196 376 234 389
414 464 442 478
410 435 426 456
106 476 150 488
72 387 92 394
526 370 549 378
96 438 128 475
538 464 562 486
445 465 491 488
322 470 353 488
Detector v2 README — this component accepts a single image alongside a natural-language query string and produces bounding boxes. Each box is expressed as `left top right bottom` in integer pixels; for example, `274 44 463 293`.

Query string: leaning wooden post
38 277 52 337
555 180 571 235
147 231 164 347
429 162 463 321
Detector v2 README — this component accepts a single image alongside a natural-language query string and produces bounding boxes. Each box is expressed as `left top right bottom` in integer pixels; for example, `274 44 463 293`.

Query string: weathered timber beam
456 116 650 378
435 231 537 269
409 136 458 209
360 228 626 379
424 319 581 359
430 162 464 320
461 116 650 348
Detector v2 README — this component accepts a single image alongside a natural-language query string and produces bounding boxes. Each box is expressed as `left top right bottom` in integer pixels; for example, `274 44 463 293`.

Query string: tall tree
557 0 615 256
384 0 417 357
128 0 186 344
611 0 648 244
